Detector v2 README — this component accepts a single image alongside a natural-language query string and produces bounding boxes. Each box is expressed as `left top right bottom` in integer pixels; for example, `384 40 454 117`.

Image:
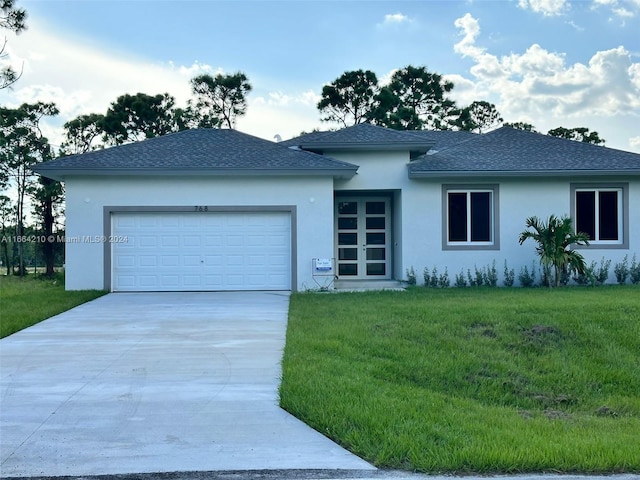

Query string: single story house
34 123 640 291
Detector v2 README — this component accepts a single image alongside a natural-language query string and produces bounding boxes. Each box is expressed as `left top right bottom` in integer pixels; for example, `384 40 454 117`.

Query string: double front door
335 197 391 279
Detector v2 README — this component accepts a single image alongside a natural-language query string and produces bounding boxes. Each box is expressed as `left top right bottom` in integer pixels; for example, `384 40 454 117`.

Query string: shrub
518 262 537 288
503 260 515 287
593 257 611 285
630 254 640 284
422 267 434 288
422 267 430 286
474 266 485 286
406 266 416 286
484 260 498 287
573 258 610 286
573 265 595 286
467 266 484 287
614 255 629 285
455 270 467 288
429 267 439 288
438 268 450 288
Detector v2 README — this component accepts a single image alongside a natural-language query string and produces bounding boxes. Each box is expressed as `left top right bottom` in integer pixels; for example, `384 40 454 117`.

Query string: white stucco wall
401 175 640 286
63 175 335 291
334 150 411 192
330 148 639 286
64 155 640 291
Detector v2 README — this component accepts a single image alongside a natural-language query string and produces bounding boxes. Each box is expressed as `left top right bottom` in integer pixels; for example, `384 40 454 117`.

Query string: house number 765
194 206 208 212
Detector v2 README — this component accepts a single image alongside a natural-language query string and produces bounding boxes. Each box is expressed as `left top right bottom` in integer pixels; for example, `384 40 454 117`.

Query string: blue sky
1 0 639 151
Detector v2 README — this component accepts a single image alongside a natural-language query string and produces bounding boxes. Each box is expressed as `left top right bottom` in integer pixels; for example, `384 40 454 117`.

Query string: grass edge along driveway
280 287 640 474
0 274 106 338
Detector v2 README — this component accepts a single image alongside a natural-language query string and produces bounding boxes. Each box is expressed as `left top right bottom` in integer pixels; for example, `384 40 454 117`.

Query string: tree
0 193 13 274
518 214 590 287
317 69 379 127
0 101 58 275
1 0 26 89
60 113 106 155
188 72 252 129
373 65 457 130
547 127 605 145
504 122 537 132
456 101 503 133
32 175 63 276
102 92 179 145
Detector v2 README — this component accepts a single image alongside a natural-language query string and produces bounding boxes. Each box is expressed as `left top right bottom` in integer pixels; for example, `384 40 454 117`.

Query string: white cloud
172 61 218 78
630 135 640 148
378 68 399 87
382 13 410 25
252 89 319 108
377 12 416 31
451 13 640 151
452 14 640 119
592 0 640 19
241 94 320 141
453 13 484 59
518 0 569 16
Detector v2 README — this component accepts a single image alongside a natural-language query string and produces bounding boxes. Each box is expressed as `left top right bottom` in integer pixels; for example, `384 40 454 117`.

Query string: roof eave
409 169 640 179
33 166 358 180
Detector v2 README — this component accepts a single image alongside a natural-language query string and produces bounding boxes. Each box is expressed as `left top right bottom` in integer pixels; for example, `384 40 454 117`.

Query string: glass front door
335 197 391 279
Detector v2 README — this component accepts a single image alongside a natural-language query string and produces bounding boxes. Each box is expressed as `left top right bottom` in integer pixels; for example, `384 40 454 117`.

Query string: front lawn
280 287 640 474
0 273 106 338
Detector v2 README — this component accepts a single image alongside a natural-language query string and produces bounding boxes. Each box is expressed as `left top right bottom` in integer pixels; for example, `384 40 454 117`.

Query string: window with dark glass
575 189 620 242
447 191 493 244
470 192 491 242
448 193 467 242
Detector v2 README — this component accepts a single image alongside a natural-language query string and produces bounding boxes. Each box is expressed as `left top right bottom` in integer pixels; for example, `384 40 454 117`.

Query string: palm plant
518 215 590 287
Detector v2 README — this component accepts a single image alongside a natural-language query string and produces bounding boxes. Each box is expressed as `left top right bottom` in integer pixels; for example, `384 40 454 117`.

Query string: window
572 184 627 248
443 185 499 250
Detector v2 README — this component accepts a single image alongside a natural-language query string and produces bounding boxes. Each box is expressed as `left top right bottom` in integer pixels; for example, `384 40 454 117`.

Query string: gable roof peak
289 122 436 152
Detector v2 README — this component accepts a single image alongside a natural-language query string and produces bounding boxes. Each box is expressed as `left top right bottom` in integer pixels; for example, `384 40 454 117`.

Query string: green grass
0 273 106 338
280 287 640 474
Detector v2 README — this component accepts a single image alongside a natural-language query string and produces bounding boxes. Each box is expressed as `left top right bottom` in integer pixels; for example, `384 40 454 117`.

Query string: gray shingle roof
409 126 640 177
35 129 359 180
279 130 331 147
284 123 435 151
406 130 477 153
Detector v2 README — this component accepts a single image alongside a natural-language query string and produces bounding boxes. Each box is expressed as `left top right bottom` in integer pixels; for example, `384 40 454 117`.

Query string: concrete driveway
0 292 374 477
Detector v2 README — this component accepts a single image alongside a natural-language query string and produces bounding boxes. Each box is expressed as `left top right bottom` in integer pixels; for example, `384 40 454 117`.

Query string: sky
1 0 639 153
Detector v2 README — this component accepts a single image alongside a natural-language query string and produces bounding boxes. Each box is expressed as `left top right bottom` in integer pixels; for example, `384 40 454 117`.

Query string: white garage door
111 211 291 292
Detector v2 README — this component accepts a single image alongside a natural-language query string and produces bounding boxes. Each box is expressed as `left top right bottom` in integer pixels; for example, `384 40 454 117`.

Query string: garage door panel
139 236 157 248
183 235 201 247
161 255 179 267
112 212 291 291
116 255 135 268
204 235 222 247
248 235 266 246
203 255 223 266
161 236 179 247
183 255 201 267
139 216 160 228
139 256 157 267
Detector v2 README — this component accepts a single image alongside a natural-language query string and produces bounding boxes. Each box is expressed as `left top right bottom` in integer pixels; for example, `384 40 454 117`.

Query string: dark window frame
442 185 500 251
571 183 628 249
